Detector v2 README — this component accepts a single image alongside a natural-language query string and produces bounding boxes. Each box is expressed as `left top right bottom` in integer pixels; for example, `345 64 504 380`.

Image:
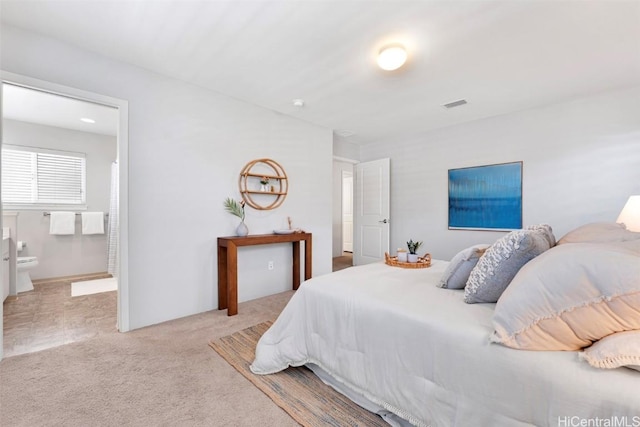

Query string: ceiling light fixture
292 99 305 107
80 117 96 124
377 43 407 71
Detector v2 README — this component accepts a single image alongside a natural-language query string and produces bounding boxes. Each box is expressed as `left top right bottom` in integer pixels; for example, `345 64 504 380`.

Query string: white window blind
2 145 86 207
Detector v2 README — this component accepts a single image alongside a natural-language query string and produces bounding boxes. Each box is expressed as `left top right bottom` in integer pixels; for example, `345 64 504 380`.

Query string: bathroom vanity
2 227 9 301
2 212 19 299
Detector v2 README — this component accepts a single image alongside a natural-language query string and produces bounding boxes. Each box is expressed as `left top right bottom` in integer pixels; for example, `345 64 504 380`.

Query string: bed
250 224 640 427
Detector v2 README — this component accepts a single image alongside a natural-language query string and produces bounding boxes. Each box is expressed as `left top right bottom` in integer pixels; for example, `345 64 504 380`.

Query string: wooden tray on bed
384 252 432 268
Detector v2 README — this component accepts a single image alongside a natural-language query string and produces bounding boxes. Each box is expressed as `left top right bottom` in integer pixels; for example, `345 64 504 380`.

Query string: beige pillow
557 222 640 245
491 242 640 351
579 331 640 372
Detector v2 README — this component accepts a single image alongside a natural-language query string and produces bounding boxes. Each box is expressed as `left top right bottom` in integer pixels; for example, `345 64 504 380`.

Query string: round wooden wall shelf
239 158 288 210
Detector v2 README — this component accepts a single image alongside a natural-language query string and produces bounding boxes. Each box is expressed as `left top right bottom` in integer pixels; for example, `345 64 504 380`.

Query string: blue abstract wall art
448 162 523 230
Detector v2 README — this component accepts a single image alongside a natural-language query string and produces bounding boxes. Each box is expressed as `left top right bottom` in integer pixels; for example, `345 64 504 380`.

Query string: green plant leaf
406 239 423 254
224 197 245 220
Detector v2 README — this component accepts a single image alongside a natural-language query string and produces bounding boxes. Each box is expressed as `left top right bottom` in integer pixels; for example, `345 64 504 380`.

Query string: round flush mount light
292 99 305 107
80 117 95 123
377 43 407 71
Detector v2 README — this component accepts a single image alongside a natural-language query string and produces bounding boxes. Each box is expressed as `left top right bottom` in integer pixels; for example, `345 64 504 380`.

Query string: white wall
1 26 333 330
360 86 640 260
333 136 360 161
2 119 116 279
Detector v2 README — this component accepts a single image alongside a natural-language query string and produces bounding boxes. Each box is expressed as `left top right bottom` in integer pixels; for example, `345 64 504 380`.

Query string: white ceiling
2 84 119 136
1 0 639 145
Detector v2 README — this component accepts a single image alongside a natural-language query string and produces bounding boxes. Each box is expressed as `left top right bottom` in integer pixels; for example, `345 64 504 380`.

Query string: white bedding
250 261 640 427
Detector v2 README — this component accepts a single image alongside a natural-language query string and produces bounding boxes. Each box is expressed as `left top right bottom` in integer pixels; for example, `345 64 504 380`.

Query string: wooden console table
217 232 312 316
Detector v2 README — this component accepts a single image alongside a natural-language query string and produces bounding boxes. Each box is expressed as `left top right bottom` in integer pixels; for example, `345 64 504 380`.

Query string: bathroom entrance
0 72 130 359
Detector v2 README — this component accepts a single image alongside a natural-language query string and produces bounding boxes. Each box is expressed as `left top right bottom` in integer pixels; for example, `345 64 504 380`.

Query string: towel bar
43 212 109 217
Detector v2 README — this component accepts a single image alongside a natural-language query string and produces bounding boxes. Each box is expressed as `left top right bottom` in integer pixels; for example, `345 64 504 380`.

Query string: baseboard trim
33 272 112 285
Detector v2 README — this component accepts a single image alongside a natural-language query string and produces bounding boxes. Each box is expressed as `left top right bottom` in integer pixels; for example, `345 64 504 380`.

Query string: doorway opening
332 159 355 272
1 72 129 360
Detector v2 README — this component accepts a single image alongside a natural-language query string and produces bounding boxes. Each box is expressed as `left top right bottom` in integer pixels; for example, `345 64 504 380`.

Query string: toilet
17 256 38 293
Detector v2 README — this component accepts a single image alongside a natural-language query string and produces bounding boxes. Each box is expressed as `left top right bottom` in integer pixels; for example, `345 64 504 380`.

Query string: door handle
378 219 388 224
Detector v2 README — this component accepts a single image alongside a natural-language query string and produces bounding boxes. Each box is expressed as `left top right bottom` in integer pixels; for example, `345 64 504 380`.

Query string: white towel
49 212 76 235
82 212 105 235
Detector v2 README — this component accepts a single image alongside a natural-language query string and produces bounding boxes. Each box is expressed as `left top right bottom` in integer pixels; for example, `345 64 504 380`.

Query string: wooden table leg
217 244 227 310
227 242 238 316
304 235 312 280
292 241 301 290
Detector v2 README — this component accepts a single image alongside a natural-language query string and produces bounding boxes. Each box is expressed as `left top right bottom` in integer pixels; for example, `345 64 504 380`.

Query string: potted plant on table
224 197 248 236
406 239 423 263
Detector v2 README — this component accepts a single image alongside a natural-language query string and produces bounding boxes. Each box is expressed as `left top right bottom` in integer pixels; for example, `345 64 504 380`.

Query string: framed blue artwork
448 161 523 230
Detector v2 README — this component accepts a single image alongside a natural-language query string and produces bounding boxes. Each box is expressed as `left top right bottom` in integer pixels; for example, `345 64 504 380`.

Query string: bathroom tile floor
3 273 117 358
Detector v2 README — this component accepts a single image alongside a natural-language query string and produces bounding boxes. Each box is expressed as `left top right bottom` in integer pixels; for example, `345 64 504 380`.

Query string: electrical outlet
268 261 274 271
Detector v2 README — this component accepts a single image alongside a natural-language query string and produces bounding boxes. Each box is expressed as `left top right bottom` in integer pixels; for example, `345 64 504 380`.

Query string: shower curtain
107 161 119 277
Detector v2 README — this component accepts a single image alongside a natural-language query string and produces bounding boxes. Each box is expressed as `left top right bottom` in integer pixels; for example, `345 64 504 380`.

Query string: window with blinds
2 145 86 207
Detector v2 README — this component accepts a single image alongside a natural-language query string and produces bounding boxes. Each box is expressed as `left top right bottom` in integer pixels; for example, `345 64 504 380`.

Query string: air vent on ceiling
335 129 356 138
442 99 468 109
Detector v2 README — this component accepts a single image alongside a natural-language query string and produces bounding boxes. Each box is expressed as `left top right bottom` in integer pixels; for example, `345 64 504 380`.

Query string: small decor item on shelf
260 176 270 192
407 239 423 263
223 197 248 236
274 216 304 234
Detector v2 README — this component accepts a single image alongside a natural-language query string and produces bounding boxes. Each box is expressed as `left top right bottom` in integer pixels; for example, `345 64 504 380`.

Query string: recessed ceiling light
377 43 407 71
80 118 96 124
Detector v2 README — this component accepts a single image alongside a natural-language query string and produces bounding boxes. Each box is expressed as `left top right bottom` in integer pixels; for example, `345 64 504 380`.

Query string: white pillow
464 229 552 304
491 242 640 351
557 222 640 245
579 330 640 372
438 244 490 289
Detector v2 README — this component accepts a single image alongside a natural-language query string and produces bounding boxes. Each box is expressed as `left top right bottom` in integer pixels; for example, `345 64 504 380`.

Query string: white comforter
250 261 640 427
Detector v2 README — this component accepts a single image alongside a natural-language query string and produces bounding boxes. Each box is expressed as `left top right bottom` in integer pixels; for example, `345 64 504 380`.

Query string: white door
342 172 353 252
354 158 390 265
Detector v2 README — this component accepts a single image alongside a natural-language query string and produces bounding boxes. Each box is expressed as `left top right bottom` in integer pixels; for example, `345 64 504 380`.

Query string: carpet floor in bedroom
210 321 388 427
0 291 300 427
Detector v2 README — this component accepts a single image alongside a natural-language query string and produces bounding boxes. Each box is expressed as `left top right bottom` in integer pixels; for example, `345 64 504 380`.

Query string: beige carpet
332 252 353 272
210 322 387 427
0 291 299 427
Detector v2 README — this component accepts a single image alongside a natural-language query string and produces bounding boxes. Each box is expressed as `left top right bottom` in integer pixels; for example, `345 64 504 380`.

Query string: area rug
209 322 388 427
71 277 117 297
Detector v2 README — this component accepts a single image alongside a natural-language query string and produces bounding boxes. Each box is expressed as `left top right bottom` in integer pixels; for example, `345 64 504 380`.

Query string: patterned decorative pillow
557 222 640 245
438 244 490 289
525 224 556 247
491 242 640 350
579 330 640 372
464 229 552 304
